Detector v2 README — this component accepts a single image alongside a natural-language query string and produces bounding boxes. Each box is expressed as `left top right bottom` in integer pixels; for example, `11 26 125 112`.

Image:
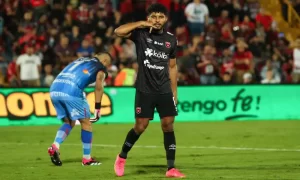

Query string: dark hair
96 51 113 61
147 3 168 16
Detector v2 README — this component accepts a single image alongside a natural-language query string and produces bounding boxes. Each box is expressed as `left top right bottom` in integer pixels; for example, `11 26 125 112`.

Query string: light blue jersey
50 57 106 121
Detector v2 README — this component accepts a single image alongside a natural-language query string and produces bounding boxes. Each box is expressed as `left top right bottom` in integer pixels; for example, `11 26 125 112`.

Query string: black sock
164 131 176 170
119 128 140 159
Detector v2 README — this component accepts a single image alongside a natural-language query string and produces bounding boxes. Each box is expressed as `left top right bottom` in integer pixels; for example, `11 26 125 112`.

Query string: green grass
0 121 300 180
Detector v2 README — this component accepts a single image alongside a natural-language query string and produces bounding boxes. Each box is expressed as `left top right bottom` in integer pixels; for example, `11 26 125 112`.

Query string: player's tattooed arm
95 71 106 104
114 21 155 38
169 58 178 104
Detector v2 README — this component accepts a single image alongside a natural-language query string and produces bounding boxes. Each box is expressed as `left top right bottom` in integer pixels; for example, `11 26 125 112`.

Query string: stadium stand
0 0 299 87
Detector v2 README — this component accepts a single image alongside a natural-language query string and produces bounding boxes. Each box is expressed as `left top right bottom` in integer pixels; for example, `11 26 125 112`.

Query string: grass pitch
0 121 299 180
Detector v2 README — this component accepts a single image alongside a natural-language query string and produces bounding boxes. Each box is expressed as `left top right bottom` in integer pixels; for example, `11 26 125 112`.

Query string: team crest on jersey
136 107 141 114
165 42 171 48
83 69 89 74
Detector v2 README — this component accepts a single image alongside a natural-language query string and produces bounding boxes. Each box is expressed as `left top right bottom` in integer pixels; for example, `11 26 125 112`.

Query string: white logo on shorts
71 109 80 117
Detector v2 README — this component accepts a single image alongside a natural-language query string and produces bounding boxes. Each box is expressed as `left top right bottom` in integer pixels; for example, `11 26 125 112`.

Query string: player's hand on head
90 109 101 123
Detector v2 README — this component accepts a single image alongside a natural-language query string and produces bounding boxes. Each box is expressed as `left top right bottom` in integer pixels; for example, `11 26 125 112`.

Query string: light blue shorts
50 92 90 121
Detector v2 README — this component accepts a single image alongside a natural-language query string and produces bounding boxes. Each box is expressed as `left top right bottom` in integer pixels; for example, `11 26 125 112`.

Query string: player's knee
161 122 174 132
63 118 75 128
133 123 148 134
69 121 76 128
161 116 175 132
80 119 92 131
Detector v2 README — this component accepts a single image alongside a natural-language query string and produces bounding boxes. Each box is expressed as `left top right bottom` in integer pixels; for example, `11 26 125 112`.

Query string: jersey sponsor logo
165 42 171 48
0 91 112 120
53 79 75 86
50 92 70 97
144 59 164 70
58 73 76 79
154 41 163 46
144 48 168 59
146 38 153 43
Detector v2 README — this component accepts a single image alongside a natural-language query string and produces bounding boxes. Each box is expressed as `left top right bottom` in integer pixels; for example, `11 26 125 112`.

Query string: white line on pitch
1 142 300 152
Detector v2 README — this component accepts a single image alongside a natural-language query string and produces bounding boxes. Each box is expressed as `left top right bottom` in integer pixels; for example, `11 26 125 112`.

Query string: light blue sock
53 124 72 149
81 129 92 159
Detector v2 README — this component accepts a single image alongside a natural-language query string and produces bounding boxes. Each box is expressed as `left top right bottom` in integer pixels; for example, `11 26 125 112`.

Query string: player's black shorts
135 90 178 119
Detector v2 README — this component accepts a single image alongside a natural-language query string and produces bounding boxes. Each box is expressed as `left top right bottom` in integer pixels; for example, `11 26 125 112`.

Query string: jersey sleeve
129 29 142 43
169 38 178 59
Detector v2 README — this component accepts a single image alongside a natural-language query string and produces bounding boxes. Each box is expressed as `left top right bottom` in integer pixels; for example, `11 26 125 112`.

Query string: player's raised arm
114 21 155 38
90 70 106 122
169 58 178 104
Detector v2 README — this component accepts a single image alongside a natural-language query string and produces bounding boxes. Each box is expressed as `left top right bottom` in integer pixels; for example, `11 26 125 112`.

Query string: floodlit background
0 0 299 179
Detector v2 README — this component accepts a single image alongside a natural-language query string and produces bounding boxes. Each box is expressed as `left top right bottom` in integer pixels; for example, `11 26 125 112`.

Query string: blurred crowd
0 0 299 87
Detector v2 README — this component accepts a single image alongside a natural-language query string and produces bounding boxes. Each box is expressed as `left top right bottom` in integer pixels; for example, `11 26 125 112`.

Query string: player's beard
152 23 166 33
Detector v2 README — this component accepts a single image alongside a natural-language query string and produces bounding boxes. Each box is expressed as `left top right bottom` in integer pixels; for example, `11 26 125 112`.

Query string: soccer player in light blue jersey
47 52 112 166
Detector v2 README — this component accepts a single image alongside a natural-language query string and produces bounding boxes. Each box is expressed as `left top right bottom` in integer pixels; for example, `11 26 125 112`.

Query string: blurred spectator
221 72 234 84
122 39 136 60
92 8 109 40
188 35 202 55
0 67 5 87
215 10 230 29
0 0 296 87
185 0 209 36
260 60 281 83
77 39 95 58
292 38 300 83
114 61 136 86
55 36 75 67
94 37 107 53
261 69 281 84
220 23 235 49
42 64 55 87
50 2 64 24
6 58 20 87
69 26 82 50
255 8 273 32
243 72 253 84
175 25 189 57
30 0 48 21
282 59 294 83
16 45 41 87
233 40 254 83
109 37 123 63
205 24 218 46
170 0 187 31
248 35 265 58
196 45 218 84
247 0 261 19
219 48 234 80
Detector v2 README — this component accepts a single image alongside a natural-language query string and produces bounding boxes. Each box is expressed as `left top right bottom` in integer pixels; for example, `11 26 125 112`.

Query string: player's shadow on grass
63 157 110 164
129 164 166 175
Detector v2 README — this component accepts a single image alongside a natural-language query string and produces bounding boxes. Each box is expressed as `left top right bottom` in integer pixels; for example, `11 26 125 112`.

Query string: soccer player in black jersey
113 3 185 178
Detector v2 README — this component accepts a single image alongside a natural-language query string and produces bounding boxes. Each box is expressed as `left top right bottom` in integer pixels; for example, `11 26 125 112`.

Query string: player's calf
52 123 73 149
120 119 148 159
